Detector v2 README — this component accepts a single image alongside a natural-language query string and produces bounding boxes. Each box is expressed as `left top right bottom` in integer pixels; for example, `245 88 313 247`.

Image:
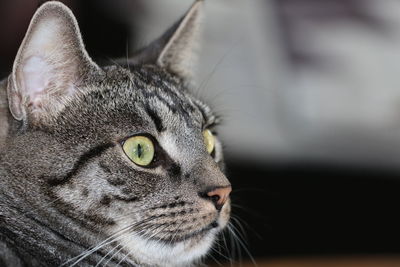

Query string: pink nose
206 186 232 210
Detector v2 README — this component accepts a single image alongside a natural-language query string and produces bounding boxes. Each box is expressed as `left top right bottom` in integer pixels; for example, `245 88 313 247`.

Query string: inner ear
7 1 99 124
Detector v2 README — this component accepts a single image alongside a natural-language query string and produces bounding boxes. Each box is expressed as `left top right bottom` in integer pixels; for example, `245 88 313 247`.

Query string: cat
0 1 232 266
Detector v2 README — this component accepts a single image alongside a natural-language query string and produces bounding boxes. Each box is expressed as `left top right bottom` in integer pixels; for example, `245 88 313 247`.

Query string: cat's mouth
145 220 220 244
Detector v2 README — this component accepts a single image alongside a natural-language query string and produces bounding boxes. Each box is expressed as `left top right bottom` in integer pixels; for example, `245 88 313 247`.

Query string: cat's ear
7 1 99 124
128 0 203 79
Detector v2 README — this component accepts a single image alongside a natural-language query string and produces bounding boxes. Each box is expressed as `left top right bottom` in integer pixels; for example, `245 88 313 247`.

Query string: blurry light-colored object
278 0 400 166
128 0 400 167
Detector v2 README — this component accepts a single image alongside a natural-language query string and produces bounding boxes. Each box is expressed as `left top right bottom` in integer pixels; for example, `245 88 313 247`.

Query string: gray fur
0 1 231 266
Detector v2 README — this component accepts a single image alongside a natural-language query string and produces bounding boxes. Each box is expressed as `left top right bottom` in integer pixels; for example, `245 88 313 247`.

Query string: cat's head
5 1 231 266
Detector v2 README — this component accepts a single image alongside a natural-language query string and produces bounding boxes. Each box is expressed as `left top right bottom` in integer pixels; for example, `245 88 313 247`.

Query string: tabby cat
0 1 232 266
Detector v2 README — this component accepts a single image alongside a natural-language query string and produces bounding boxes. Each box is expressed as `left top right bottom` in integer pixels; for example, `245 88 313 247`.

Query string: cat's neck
0 177 111 266
0 78 10 150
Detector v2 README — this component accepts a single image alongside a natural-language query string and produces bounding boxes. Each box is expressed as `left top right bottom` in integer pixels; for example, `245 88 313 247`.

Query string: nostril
210 195 222 211
215 203 223 211
210 221 219 228
199 185 232 211
210 194 220 205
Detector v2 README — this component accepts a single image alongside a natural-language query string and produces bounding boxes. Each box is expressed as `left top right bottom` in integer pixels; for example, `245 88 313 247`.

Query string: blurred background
3 0 400 266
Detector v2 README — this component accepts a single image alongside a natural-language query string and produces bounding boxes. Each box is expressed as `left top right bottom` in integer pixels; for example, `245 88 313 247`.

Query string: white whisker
62 216 157 266
228 223 257 266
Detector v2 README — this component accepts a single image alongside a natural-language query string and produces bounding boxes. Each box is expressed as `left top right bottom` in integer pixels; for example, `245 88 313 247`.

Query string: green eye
123 136 155 166
203 129 215 154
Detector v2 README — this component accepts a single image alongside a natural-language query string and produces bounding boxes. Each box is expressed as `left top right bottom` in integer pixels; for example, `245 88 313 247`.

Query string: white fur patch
115 226 217 266
159 133 181 160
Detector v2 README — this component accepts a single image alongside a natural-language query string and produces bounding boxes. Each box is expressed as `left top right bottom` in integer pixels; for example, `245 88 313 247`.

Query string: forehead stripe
145 105 165 132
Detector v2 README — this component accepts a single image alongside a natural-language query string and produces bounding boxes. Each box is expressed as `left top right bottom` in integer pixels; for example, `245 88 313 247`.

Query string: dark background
2 0 400 265
224 159 400 262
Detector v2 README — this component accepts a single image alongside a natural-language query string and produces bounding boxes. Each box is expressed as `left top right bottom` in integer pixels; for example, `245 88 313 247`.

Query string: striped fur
0 1 230 266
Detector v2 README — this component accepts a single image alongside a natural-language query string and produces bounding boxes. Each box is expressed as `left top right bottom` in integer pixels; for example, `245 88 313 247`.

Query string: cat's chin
112 200 231 266
120 228 218 266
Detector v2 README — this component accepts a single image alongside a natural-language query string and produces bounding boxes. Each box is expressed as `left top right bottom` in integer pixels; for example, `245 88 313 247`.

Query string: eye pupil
137 143 142 158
